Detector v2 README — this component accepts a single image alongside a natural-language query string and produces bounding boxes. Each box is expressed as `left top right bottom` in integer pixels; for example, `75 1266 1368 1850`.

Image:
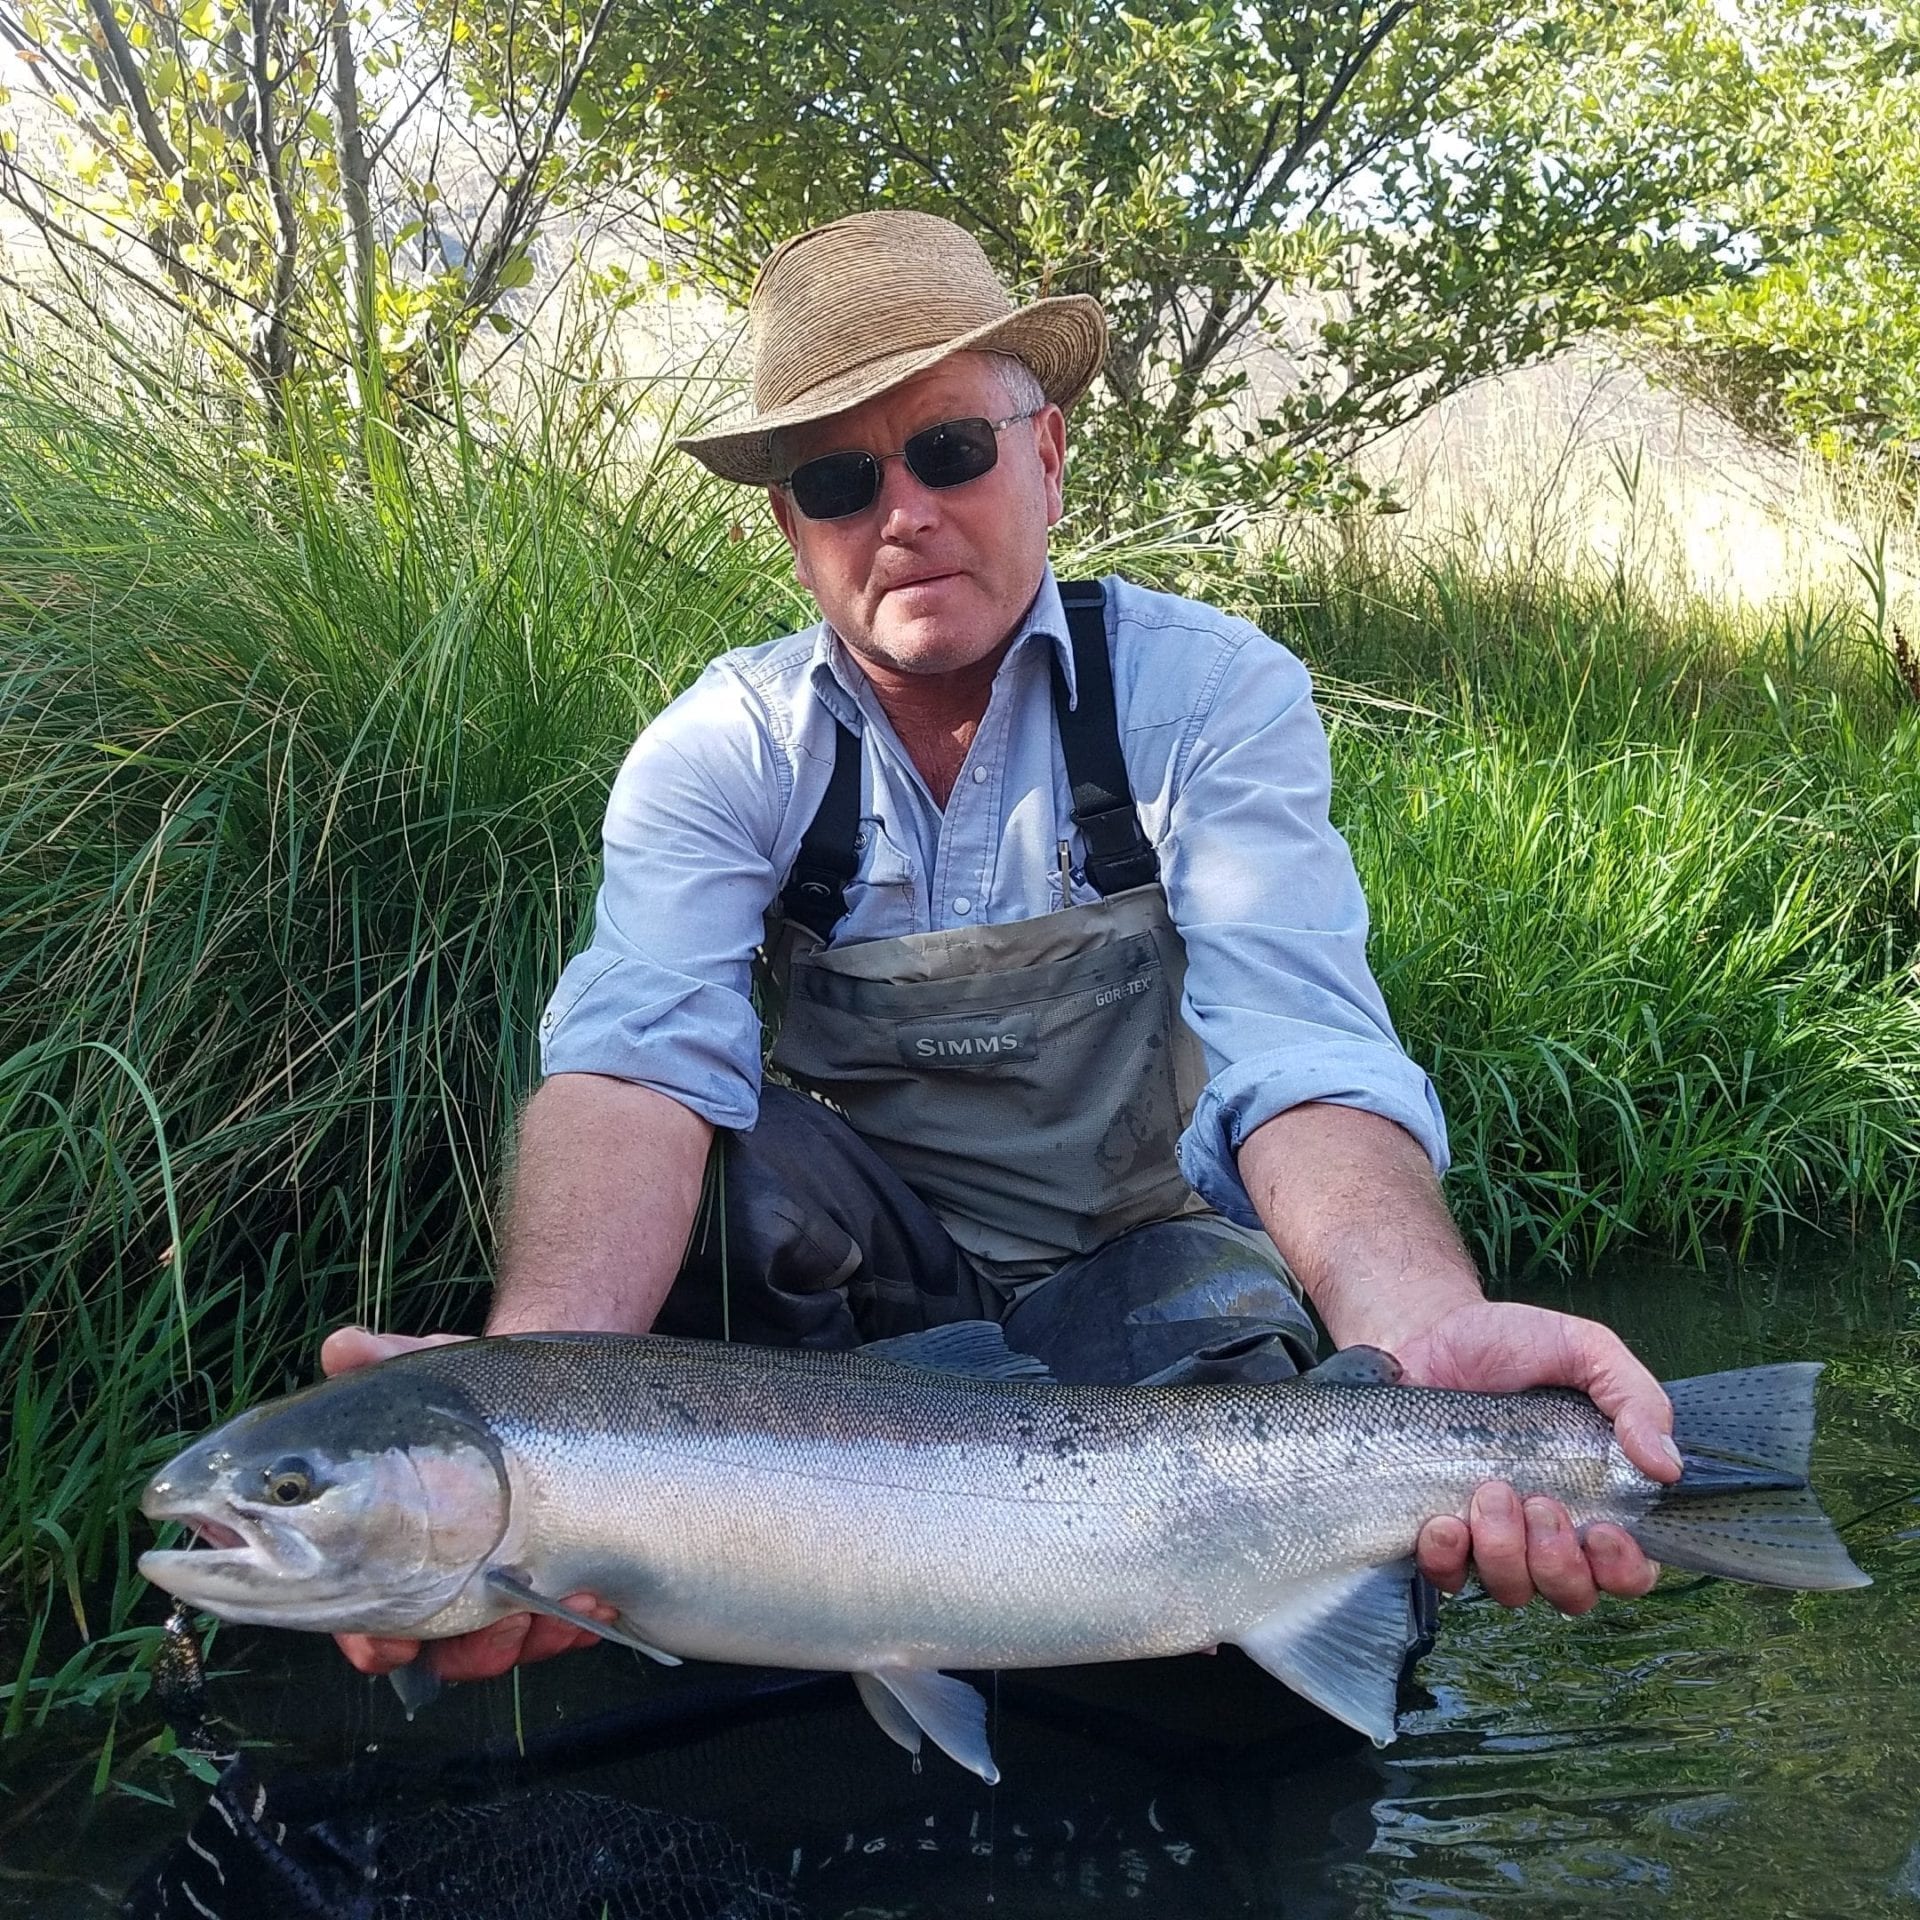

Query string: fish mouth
183 1518 247 1552
138 1489 328 1595
138 1501 268 1584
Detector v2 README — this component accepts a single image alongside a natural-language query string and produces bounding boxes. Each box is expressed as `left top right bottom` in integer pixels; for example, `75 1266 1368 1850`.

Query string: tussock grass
1268 544 1920 1268
0 352 1916 1734
0 357 802 1729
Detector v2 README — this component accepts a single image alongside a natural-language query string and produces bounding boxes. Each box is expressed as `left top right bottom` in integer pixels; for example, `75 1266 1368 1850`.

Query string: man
329 211 1676 1690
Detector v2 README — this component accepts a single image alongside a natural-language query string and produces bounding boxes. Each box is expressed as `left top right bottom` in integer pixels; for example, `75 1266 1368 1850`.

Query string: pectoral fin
854 1667 1000 1783
483 1567 682 1665
387 1659 442 1720
1234 1559 1420 1746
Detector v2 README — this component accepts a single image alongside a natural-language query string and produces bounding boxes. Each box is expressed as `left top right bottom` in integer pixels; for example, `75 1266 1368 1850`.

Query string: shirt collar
804 564 1076 728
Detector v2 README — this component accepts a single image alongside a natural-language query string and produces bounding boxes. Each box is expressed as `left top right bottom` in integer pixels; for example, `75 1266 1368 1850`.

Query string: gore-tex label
896 1015 1038 1066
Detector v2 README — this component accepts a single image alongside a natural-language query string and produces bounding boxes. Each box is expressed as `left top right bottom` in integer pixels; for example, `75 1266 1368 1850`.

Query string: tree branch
84 0 186 177
328 0 378 409
1246 1 1414 232
243 0 300 411
419 0 620 368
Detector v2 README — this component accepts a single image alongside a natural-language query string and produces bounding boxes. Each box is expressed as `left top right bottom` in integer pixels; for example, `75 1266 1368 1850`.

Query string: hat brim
675 295 1107 485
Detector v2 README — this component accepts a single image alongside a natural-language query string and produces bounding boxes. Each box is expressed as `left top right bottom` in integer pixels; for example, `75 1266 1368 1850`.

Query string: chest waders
662 579 1320 1386
760 579 1213 1277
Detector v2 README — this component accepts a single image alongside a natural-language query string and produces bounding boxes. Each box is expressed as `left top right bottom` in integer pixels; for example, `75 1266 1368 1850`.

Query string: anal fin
484 1567 682 1665
855 1667 999 1783
1234 1559 1420 1746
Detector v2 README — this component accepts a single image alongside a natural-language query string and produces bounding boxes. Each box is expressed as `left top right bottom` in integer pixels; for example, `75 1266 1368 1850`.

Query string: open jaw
137 1502 276 1596
185 1518 246 1551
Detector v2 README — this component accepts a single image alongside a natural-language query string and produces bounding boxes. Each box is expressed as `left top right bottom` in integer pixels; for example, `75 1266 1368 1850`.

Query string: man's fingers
1582 1523 1661 1599
1467 1481 1534 1609
425 1612 536 1683
336 1631 421 1676
1568 1324 1680 1485
321 1326 470 1378
336 1588 617 1686
1617 1414 1684 1486
414 1594 618 1683
1415 1514 1471 1593
1523 1497 1599 1615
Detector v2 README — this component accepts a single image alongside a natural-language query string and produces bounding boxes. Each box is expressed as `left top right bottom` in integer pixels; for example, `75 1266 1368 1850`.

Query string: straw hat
676 211 1107 485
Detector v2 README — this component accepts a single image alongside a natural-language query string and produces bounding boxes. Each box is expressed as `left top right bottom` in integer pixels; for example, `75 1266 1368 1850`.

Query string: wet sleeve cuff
538 948 762 1132
1177 1041 1451 1226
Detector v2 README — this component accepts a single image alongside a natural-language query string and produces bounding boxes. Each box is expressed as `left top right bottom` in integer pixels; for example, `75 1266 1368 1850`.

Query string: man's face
767 356 1067 683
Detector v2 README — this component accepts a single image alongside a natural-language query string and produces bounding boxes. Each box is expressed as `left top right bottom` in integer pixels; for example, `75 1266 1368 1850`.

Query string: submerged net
124 1761 808 1920
371 1791 807 1920
127 1607 812 1919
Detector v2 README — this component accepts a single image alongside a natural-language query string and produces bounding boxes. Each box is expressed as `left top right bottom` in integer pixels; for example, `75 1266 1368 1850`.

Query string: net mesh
123 1765 808 1920
366 1790 808 1920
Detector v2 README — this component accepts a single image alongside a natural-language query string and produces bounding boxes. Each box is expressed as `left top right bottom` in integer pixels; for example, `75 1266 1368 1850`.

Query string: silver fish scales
140 1326 1868 1780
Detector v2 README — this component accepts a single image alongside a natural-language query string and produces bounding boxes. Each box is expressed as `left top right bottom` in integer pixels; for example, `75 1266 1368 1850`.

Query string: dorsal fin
862 1323 1055 1382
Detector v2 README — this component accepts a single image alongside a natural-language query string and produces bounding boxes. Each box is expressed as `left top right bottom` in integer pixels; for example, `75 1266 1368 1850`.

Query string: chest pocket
845 817 921 938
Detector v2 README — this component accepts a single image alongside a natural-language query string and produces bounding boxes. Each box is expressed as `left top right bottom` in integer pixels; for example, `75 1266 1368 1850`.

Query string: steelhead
139 1326 1868 1780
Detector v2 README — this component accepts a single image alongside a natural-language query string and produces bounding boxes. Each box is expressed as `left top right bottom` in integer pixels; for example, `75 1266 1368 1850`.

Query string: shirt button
952 896 972 916
971 766 987 784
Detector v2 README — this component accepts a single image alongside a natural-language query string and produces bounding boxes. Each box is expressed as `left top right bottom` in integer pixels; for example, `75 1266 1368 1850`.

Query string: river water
5 1245 1915 1918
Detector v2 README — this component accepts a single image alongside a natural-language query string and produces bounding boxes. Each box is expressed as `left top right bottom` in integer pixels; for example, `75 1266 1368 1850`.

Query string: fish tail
1630 1362 1869 1590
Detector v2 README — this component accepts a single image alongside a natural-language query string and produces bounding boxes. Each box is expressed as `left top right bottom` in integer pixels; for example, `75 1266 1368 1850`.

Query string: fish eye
263 1456 317 1505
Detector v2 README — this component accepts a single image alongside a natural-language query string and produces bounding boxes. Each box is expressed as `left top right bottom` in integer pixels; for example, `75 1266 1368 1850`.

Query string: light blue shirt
540 568 1448 1226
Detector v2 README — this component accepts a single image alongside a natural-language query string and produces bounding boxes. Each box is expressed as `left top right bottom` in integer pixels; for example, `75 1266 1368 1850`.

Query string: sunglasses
779 410 1040 521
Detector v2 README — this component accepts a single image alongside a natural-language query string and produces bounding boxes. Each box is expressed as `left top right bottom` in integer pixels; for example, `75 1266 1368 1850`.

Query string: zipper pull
1057 838 1073 904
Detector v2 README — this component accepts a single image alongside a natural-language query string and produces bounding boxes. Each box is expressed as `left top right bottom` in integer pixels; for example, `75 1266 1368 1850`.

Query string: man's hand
1399 1299 1679 1614
320 1327 619 1683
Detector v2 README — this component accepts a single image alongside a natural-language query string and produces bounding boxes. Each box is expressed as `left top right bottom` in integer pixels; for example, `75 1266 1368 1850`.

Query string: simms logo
896 1017 1038 1066
917 1032 1020 1059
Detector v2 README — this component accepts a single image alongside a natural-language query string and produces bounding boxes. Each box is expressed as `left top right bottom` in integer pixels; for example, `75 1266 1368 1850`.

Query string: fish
138 1325 1869 1782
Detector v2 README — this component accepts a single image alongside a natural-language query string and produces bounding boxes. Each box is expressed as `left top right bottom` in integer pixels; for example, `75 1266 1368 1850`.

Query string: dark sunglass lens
790 450 879 519
904 417 999 490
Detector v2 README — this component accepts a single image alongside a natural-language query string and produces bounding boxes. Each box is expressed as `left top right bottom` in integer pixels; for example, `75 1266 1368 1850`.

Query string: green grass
0 351 1916 1741
1269 546 1920 1266
0 354 803 1734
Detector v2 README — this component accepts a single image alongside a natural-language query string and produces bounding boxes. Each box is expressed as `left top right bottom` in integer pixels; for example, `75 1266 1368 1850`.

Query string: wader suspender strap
1053 579 1160 895
779 719 862 940
778 579 1155 939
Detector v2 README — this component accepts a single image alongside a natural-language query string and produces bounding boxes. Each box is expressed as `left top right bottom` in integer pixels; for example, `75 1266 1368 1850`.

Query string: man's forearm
1237 1101 1481 1351
488 1073 715 1335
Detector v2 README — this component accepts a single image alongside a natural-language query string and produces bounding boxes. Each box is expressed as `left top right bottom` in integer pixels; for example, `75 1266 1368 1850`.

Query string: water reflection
5 1243 1915 1918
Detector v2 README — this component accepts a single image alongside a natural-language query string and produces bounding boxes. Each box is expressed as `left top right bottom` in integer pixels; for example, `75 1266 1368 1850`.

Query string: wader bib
760 580 1214 1279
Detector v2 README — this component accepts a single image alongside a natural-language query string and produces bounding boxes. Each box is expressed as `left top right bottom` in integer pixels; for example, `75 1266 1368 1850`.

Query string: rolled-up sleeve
538 665 786 1129
1162 630 1448 1224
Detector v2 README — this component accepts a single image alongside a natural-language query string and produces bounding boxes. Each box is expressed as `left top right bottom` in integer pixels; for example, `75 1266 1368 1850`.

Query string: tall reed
1268 544 1920 1266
